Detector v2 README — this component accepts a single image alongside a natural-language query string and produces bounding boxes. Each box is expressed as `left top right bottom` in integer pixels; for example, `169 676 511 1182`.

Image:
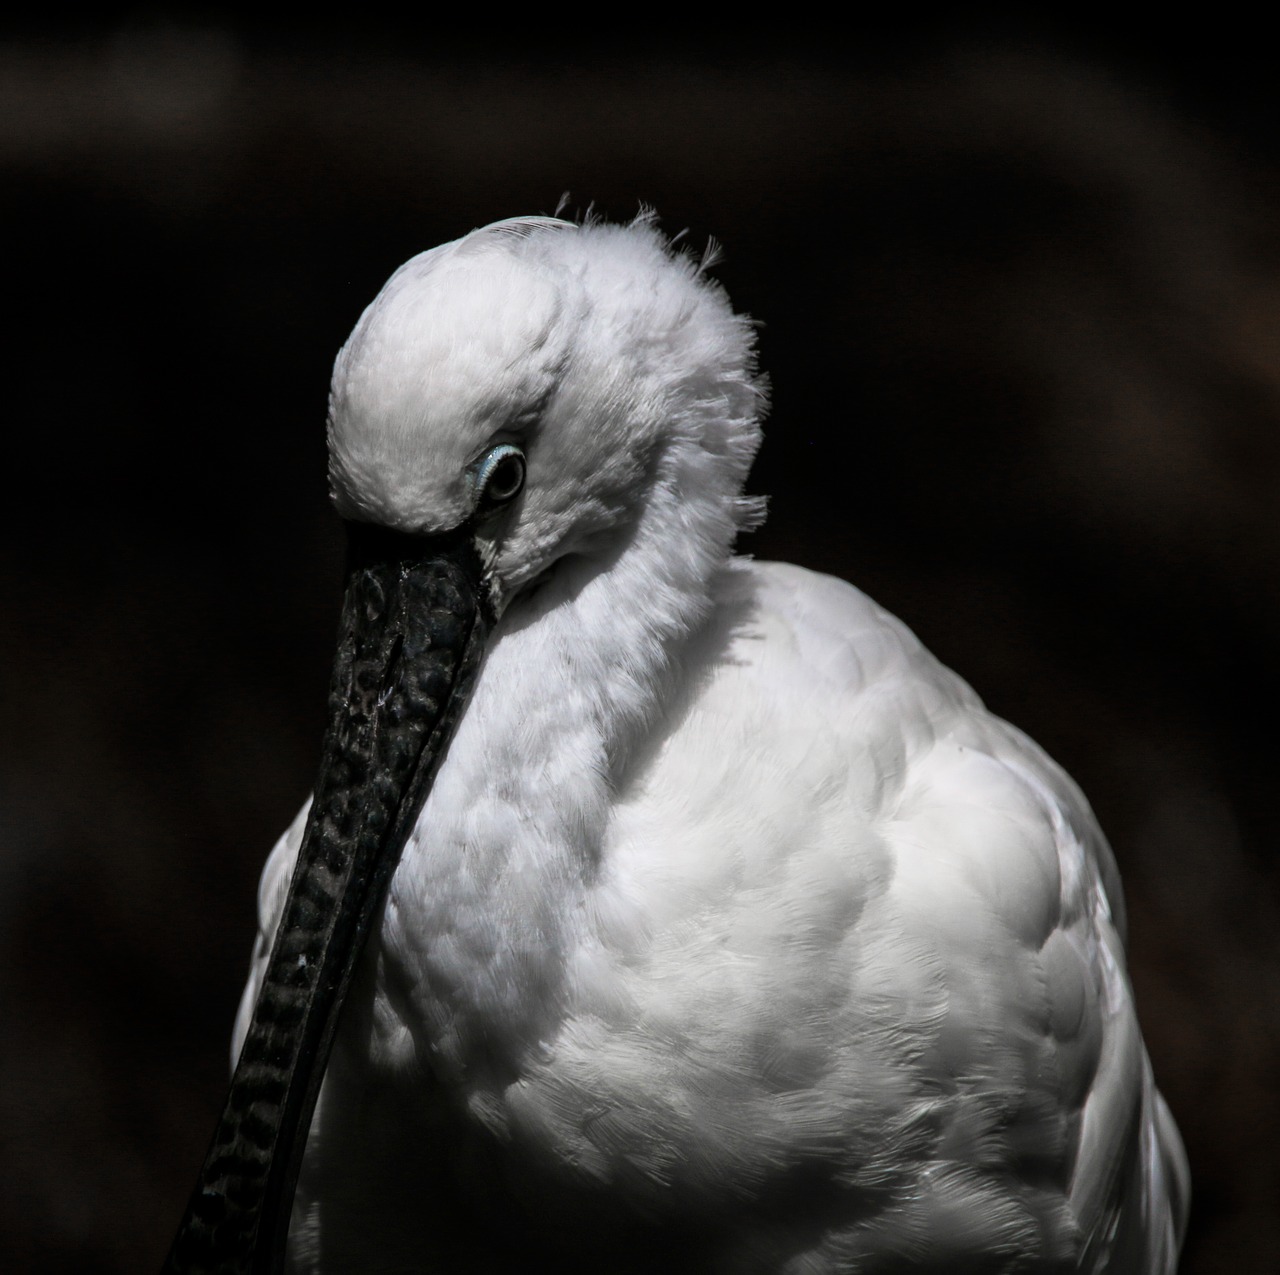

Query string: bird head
327 214 763 613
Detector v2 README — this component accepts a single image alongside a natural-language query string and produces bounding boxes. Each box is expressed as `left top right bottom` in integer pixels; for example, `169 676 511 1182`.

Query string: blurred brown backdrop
1 16 1277 1273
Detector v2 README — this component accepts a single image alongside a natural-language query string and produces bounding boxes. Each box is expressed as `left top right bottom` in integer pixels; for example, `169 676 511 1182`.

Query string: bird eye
474 443 526 510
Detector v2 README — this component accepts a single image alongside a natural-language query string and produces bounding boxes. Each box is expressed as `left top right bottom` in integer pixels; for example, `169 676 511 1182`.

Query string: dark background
2 15 1277 1272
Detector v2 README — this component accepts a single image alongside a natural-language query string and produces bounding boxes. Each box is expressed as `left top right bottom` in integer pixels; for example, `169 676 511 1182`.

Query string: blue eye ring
473 442 526 509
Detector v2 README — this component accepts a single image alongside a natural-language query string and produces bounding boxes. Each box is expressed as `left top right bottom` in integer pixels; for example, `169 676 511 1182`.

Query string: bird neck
379 437 750 1083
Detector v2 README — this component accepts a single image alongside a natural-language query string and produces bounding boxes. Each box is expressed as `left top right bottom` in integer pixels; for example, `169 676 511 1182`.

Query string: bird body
207 215 1186 1272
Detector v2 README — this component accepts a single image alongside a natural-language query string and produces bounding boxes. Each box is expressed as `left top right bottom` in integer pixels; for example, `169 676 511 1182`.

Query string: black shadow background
2 16 1277 1272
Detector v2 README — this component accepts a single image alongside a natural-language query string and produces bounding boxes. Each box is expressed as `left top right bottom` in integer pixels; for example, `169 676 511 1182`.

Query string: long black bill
164 523 492 1275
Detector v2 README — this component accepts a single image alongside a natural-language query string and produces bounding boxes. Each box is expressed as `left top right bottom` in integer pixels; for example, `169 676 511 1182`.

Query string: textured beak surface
165 524 492 1274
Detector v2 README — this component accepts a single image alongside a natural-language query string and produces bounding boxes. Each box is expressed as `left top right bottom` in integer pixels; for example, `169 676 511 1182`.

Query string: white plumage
234 215 1188 1272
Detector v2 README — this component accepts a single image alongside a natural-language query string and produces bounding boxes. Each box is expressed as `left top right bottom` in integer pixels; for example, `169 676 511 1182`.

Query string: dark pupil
487 455 522 500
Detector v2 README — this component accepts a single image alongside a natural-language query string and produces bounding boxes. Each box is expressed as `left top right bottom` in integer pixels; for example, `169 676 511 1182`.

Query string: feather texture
234 216 1187 1272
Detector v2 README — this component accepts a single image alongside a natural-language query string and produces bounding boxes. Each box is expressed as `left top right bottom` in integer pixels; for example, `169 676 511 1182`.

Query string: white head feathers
327 215 767 607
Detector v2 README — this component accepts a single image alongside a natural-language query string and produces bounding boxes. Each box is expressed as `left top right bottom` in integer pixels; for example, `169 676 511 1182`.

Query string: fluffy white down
235 217 1188 1273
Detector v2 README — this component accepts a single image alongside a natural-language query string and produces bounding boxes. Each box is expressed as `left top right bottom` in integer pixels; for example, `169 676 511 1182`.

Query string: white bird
166 215 1189 1274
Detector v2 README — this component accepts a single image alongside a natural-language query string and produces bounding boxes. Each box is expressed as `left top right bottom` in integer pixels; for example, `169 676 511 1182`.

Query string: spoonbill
166 215 1189 1273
